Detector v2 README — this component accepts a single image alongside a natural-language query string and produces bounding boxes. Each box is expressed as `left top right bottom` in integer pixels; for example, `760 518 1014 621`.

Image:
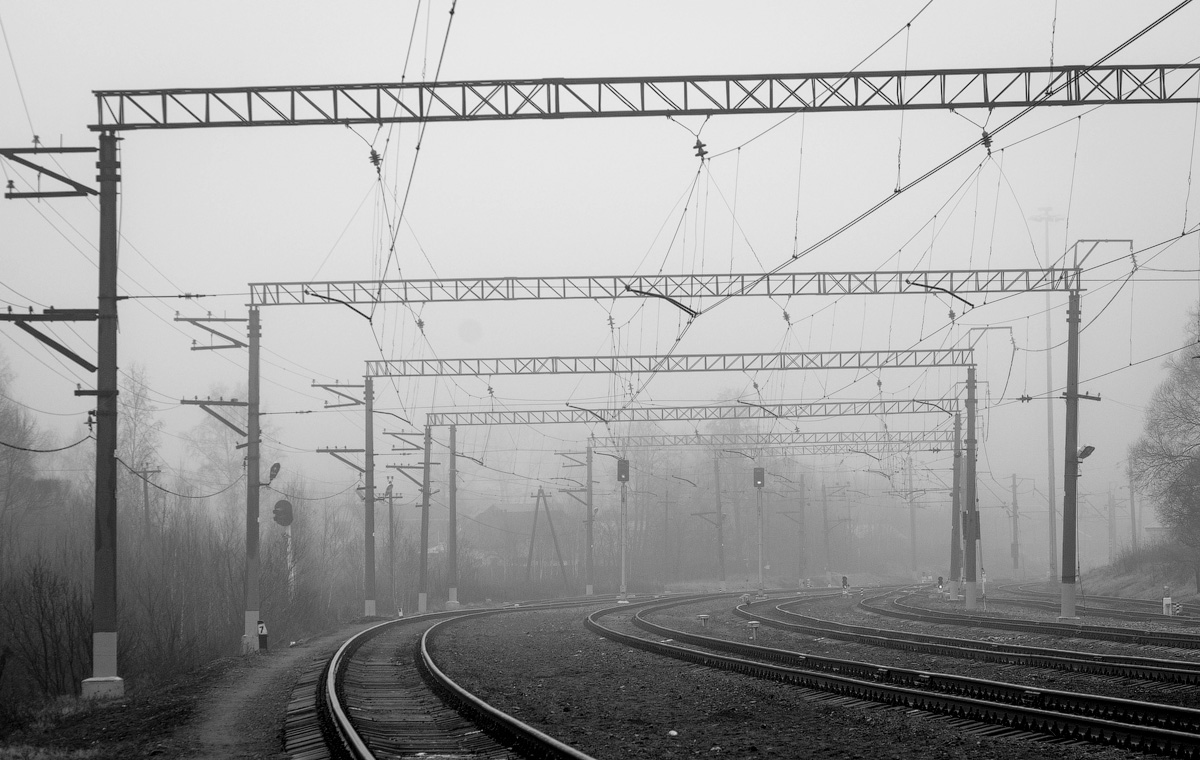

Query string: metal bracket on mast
316 447 366 473
312 382 364 408
180 397 248 436
1 146 98 198
1 308 100 372
174 314 247 350
385 431 424 453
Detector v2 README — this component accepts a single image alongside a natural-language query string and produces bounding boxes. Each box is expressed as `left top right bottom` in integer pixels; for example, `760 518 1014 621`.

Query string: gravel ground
431 604 1142 760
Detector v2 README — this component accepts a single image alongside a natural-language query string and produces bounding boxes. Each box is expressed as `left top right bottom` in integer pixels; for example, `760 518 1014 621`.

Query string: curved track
737 592 1200 686
289 600 607 760
585 593 1200 756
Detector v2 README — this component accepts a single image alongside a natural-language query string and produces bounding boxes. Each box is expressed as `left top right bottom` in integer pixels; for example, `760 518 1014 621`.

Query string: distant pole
798 474 807 587
83 132 123 697
1060 288 1082 619
447 425 459 608
244 307 263 649
135 466 160 540
906 456 917 578
948 413 962 601
619 479 628 598
964 365 979 610
387 479 396 614
822 482 832 587
363 376 376 617
1129 465 1138 552
1036 208 1062 581
1011 474 1021 573
755 481 764 594
585 445 595 595
418 425 432 613
713 454 727 592
662 488 670 589
1108 488 1117 565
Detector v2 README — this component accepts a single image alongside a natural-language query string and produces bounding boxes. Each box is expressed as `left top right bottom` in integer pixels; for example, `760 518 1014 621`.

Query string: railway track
733 593 1200 687
586 595 1200 756
286 599 607 760
996 583 1200 623
861 588 1200 649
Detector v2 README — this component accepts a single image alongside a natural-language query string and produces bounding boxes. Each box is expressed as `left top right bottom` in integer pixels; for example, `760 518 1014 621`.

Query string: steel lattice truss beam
736 442 948 457
250 268 1079 307
368 349 972 378
93 64 1200 130
425 398 957 427
590 429 953 450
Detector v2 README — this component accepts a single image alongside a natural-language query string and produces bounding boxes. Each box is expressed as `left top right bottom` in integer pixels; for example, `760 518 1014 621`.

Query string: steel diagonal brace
0 149 98 197
12 321 97 372
312 382 363 408
174 315 247 350
181 398 248 437
317 448 366 473
387 463 427 490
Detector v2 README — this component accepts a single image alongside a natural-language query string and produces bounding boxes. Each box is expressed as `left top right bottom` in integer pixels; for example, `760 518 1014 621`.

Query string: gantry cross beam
368 349 972 378
425 398 958 427
589 429 953 450
93 64 1200 130
250 268 1080 307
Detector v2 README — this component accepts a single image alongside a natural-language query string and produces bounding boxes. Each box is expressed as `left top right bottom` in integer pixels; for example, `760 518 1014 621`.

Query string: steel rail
585 598 1200 755
418 614 598 760
636 597 1200 732
734 595 1200 685
865 590 1200 649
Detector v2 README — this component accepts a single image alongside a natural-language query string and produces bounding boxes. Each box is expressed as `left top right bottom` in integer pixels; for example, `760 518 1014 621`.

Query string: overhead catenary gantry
57 43 1186 695
249 268 1079 307
426 398 959 427
93 63 1200 130
365 347 974 610
588 429 954 451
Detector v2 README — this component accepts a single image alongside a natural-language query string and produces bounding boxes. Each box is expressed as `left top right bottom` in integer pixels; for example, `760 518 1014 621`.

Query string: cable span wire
0 435 91 453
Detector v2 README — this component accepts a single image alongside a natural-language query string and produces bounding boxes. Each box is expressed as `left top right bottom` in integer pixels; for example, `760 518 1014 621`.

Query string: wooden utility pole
133 466 161 539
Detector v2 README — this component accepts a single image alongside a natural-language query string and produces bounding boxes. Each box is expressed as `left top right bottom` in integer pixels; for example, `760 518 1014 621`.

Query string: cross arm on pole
181 397 248 436
317 447 366 473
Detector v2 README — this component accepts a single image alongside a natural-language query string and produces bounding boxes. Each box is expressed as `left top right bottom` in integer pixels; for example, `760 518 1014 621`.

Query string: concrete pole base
418 592 428 613
964 581 978 610
243 612 260 653
585 584 594 596
364 599 376 617
445 588 460 610
82 676 124 699
1059 580 1078 619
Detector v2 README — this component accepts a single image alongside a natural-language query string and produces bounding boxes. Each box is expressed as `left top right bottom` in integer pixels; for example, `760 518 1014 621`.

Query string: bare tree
1130 307 1200 585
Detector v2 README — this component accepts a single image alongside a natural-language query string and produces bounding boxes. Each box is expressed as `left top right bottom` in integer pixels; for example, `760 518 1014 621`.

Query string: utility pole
754 466 765 595
964 365 980 610
1034 208 1062 582
619 466 629 599
1129 465 1138 552
822 482 832 587
948 413 963 601
133 466 161 540
1108 488 1117 565
1011 474 1021 573
662 487 670 589
586 445 595 595
245 307 263 650
797 474 807 586
82 133 122 696
906 456 917 578
363 376 376 617
713 455 727 592
447 425 459 608
418 425 432 613
1060 286 1082 619
386 479 396 615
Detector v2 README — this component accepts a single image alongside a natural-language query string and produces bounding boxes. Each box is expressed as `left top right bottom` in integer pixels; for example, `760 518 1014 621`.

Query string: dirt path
184 623 374 759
